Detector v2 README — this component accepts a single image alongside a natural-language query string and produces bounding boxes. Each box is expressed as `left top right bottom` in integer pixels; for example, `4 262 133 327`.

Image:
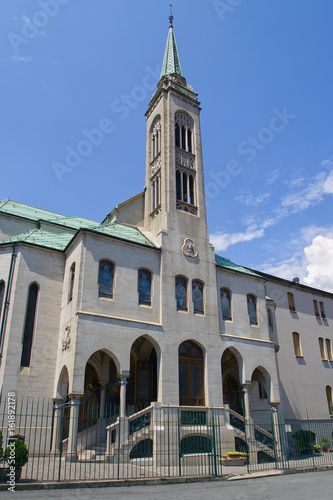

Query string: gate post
66 393 83 462
242 384 257 465
270 402 283 466
51 397 64 455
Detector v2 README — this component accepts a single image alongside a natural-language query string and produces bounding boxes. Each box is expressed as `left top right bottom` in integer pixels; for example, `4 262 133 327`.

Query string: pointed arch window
0 280 5 321
99 260 114 298
151 117 161 160
179 340 205 406
247 294 258 325
221 288 231 321
138 269 152 305
192 280 204 314
21 283 39 368
176 275 188 311
175 113 193 153
68 263 75 303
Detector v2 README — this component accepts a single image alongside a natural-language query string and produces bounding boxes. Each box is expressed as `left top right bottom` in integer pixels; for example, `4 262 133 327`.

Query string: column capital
68 393 84 404
269 401 281 411
53 397 64 406
242 383 251 393
119 372 130 384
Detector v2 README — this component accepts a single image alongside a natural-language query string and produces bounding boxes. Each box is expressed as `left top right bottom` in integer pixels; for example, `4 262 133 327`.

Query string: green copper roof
215 255 264 279
160 25 183 79
0 200 156 251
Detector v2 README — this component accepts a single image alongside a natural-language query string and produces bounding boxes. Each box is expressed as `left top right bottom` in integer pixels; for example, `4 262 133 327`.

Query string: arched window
192 280 204 314
189 175 194 205
247 294 258 325
175 113 193 152
326 339 333 361
287 292 296 312
138 269 152 305
179 340 204 406
0 280 5 321
176 170 181 200
175 275 188 311
326 386 333 415
319 338 326 360
151 117 161 160
99 260 114 298
292 332 302 357
21 283 39 367
68 262 75 303
221 288 231 320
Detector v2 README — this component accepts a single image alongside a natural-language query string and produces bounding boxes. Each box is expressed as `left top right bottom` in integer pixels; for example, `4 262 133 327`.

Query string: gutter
0 243 17 364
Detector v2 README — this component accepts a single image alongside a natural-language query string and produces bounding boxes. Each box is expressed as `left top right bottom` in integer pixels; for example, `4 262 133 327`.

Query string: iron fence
0 396 333 484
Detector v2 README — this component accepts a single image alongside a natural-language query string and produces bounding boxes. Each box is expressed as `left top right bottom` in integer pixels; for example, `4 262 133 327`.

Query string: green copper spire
160 11 184 79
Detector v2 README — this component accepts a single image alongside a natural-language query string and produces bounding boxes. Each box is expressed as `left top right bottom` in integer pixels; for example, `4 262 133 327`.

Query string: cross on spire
169 3 174 26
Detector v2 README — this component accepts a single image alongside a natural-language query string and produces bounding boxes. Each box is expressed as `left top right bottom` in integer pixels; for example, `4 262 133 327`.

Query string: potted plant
313 444 321 454
319 438 330 453
0 434 28 482
220 451 248 465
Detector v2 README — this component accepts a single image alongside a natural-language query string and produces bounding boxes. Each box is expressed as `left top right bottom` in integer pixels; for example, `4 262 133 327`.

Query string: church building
0 15 332 463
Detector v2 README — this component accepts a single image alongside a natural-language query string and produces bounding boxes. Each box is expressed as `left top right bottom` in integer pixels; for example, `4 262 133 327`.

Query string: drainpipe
0 243 17 364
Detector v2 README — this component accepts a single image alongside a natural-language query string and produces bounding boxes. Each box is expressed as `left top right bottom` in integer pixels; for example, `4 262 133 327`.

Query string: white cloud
235 192 270 206
210 228 265 251
281 171 330 212
9 55 33 63
266 168 280 185
303 235 333 292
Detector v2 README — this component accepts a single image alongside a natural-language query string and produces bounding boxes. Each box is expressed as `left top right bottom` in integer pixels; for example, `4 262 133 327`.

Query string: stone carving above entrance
182 238 198 258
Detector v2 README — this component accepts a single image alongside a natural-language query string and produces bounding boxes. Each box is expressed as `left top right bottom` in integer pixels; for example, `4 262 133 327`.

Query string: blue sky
1 1 333 291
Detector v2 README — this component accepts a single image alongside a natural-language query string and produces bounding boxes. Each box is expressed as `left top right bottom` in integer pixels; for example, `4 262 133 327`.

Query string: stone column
270 401 284 464
97 385 107 442
66 393 83 462
118 374 130 446
242 383 257 465
51 398 64 455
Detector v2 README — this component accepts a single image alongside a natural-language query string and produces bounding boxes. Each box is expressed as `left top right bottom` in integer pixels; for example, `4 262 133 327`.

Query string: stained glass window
0 281 5 321
247 294 258 325
221 289 231 320
21 283 38 367
176 276 188 311
192 280 204 314
138 269 152 305
99 261 114 298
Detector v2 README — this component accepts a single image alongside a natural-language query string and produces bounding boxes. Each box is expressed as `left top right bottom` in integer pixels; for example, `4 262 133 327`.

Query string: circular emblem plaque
182 238 198 258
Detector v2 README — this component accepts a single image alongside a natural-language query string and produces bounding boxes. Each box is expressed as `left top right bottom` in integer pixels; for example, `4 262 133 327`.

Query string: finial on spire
169 2 174 26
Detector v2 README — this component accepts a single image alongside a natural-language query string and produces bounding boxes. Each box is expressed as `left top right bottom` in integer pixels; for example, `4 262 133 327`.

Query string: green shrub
5 438 28 469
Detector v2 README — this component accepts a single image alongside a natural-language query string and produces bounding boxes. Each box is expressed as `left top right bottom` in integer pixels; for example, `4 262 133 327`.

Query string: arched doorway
222 349 242 414
249 367 271 424
128 337 158 413
179 340 205 406
81 350 120 425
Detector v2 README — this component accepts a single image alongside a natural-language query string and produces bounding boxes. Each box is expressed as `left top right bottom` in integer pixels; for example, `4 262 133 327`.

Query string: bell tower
144 14 209 248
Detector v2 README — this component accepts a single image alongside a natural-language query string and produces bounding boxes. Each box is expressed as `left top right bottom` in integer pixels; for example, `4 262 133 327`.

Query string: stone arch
128 335 160 413
56 365 69 399
221 348 243 415
249 366 272 423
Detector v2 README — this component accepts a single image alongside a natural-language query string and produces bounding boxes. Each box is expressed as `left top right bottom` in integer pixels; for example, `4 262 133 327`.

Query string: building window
292 332 302 357
326 386 333 415
326 339 333 361
313 300 320 318
320 302 326 319
319 338 326 360
68 263 75 303
221 288 231 320
0 280 5 321
175 113 193 153
176 275 188 311
151 117 161 160
21 283 39 368
179 340 205 406
247 294 258 325
99 260 114 298
192 280 204 314
138 269 152 306
287 292 296 312
176 169 196 206
151 174 161 211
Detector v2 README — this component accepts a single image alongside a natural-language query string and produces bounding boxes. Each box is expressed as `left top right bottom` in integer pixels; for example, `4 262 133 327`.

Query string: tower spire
160 3 184 79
